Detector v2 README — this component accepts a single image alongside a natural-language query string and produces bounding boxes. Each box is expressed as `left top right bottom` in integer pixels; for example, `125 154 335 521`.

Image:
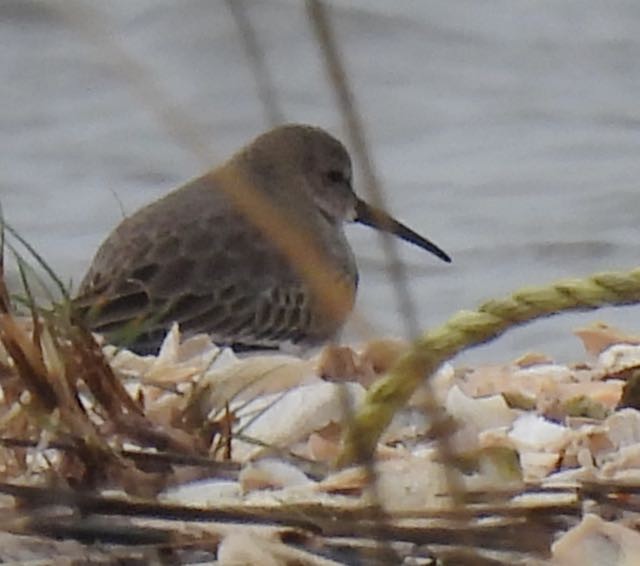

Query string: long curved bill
354 198 451 263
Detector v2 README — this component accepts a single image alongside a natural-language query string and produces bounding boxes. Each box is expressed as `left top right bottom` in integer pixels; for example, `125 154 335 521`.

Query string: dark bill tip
355 199 451 263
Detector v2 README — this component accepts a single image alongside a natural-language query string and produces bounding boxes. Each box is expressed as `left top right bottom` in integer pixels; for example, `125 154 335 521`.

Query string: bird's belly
195 263 357 350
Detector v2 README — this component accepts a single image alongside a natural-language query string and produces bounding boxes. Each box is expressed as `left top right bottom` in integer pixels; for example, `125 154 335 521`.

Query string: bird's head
237 124 451 263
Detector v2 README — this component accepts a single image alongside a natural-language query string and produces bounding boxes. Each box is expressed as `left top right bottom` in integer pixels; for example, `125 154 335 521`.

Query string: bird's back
76 171 357 353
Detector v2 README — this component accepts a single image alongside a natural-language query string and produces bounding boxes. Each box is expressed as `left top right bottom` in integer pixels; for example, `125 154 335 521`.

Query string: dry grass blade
15 255 44 360
306 0 422 339
2 221 70 302
306 11 466 552
0 312 58 412
0 482 322 531
0 225 210 493
0 232 49 423
0 479 579 562
64 325 143 419
0 206 8 312
225 0 284 126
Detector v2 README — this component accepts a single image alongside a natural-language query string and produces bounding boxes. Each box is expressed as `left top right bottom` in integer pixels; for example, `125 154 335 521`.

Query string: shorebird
75 124 451 354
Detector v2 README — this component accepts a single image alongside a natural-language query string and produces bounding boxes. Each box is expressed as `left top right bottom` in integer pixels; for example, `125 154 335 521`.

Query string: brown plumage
75 124 450 354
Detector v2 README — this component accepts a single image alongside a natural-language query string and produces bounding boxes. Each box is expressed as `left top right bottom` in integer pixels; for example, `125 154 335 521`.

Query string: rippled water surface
2 0 640 362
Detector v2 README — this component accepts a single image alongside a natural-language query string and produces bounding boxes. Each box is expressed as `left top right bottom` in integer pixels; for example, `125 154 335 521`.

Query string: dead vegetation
4 2 640 564
1 221 640 565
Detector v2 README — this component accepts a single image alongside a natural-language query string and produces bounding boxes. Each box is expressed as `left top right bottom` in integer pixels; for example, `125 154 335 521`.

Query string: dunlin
76 125 450 354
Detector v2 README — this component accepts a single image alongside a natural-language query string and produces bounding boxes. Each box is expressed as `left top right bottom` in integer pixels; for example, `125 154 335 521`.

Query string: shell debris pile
2 318 640 563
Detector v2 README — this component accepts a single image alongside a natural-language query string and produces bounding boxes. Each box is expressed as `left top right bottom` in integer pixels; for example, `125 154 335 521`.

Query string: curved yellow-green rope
337 267 640 466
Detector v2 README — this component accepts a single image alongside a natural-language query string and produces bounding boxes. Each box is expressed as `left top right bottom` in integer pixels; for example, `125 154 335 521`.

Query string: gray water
2 0 640 363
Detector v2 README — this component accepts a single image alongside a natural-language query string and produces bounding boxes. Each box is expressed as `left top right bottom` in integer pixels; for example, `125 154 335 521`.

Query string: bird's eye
325 170 345 184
